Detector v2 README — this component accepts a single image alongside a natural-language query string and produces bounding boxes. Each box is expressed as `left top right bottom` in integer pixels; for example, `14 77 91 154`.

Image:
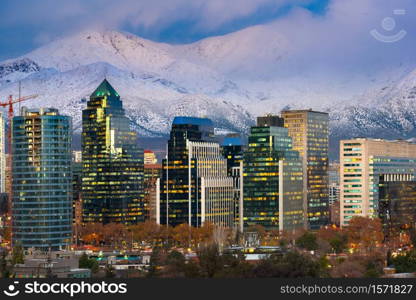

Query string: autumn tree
317 226 348 254
346 217 384 254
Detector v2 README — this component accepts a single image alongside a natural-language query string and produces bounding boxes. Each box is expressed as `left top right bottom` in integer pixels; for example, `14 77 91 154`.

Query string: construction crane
0 94 38 151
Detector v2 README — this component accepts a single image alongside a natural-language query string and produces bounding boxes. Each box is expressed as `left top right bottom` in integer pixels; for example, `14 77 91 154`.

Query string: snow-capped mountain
0 28 416 156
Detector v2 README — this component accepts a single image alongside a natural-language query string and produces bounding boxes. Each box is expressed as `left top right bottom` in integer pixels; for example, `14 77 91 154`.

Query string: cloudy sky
0 0 415 68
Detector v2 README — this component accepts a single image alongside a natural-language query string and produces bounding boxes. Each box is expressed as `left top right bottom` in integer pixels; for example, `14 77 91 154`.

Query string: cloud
0 0 314 36
1 0 415 76
264 0 416 76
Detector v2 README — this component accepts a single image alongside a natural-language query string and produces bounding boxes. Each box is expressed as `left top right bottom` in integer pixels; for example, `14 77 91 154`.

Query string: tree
147 247 164 277
390 250 416 273
79 253 99 273
329 234 348 254
11 243 24 265
330 259 365 278
105 264 116 278
197 243 223 278
346 217 384 254
253 251 323 278
163 250 186 277
317 226 348 254
0 249 10 278
296 232 318 251
172 224 192 248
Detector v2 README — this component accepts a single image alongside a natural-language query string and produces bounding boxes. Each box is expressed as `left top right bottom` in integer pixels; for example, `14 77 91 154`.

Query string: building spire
90 79 119 98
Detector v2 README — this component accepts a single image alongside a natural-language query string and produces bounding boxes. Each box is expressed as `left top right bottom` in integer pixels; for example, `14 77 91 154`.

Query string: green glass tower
82 79 144 224
243 116 305 231
12 108 72 250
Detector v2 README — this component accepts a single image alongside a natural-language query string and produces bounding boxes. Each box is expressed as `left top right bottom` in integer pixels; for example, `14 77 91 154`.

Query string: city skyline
1 0 416 284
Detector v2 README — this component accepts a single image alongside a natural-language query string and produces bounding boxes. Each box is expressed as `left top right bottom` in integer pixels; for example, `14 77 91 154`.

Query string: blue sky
0 0 329 61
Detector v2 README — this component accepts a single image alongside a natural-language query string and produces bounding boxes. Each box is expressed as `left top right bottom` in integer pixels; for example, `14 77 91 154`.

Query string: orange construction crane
0 94 38 152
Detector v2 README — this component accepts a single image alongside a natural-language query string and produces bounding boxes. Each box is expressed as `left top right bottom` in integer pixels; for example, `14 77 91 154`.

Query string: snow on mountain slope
0 28 416 147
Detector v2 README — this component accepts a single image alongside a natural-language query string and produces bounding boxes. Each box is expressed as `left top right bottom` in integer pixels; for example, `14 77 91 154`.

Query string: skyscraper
281 110 329 230
144 162 162 222
0 113 5 195
12 107 72 250
158 117 234 228
243 116 305 231
340 138 416 226
221 135 244 231
82 79 144 224
378 175 416 238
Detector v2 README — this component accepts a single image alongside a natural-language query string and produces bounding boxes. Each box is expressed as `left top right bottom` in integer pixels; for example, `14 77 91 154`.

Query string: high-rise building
281 110 329 230
158 117 234 228
340 138 416 226
0 113 5 194
243 116 305 231
144 163 162 222
328 162 340 226
0 113 6 225
12 107 72 250
82 79 144 224
378 175 416 238
328 162 340 206
144 150 158 165
221 135 244 232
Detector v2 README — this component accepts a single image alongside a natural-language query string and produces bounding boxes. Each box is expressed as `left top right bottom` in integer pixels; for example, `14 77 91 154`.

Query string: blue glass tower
12 108 72 251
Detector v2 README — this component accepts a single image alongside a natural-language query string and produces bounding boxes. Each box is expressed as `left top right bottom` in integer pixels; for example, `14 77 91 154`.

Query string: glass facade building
243 117 305 231
158 117 234 227
281 110 329 230
221 135 244 231
378 175 416 238
82 79 144 224
12 108 72 250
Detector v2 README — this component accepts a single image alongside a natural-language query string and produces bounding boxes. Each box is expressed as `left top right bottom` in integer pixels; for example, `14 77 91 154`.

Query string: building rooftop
91 79 119 98
221 136 243 146
20 107 60 116
281 109 329 115
172 116 214 127
345 138 416 145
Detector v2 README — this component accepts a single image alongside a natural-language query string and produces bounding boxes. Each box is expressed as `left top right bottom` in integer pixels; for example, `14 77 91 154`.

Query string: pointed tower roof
91 79 119 98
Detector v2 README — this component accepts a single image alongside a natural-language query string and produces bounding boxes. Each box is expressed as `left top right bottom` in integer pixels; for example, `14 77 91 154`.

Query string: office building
144 163 162 222
328 162 340 225
378 175 416 237
281 110 329 229
340 138 416 226
221 134 244 232
12 107 72 250
0 113 5 194
243 116 305 231
82 79 144 224
144 150 158 165
158 117 234 228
